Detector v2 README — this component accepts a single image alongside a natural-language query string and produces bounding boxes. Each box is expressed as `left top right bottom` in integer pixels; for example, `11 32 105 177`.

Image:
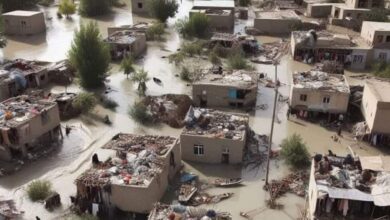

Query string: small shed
2 10 46 35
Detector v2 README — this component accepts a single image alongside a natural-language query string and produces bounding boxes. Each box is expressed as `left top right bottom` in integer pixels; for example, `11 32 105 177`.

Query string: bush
146 0 178 23
79 0 111 16
372 61 390 78
58 0 76 17
227 51 250 70
239 0 250 6
181 41 203 57
131 68 150 96
176 13 210 39
129 102 153 124
146 22 165 41
180 67 192 81
72 92 97 113
120 56 135 78
364 8 389 22
280 134 311 168
27 180 52 201
168 52 185 66
208 51 221 65
102 97 118 109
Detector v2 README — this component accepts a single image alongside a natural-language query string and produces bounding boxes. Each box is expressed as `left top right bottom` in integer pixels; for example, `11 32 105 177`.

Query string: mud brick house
104 30 147 60
2 10 46 35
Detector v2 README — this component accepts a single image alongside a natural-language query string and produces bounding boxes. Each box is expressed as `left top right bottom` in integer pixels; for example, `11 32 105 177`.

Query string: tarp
316 183 373 202
360 156 390 172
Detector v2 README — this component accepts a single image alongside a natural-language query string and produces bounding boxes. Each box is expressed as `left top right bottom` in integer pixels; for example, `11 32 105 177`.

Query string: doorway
221 148 229 164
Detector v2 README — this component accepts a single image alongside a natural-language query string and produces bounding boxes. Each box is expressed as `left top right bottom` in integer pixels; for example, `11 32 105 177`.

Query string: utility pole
265 62 278 186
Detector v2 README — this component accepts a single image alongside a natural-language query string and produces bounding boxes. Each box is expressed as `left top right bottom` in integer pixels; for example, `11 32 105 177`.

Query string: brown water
0 2 382 220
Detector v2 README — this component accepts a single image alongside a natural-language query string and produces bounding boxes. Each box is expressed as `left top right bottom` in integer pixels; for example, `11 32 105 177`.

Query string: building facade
254 10 301 35
2 10 46 35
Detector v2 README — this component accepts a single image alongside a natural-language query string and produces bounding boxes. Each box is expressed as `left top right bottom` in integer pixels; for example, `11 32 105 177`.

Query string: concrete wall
307 4 333 18
110 141 181 213
254 18 300 35
192 83 257 108
289 87 350 113
361 84 390 134
3 13 46 35
131 0 148 13
180 133 246 164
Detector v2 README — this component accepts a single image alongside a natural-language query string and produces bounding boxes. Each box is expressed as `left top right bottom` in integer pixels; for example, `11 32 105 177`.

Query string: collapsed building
104 30 147 60
74 134 181 216
308 154 390 219
192 68 259 109
289 70 350 118
253 10 301 35
180 108 249 164
0 94 61 161
107 22 150 36
190 0 235 33
209 33 260 55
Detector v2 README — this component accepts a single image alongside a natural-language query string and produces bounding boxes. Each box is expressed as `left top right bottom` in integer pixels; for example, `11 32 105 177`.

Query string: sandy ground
0 1 385 220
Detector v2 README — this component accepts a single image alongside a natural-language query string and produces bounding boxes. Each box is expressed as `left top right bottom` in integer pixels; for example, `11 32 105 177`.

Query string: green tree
129 102 153 124
176 13 210 39
131 68 150 95
79 0 111 16
72 92 98 113
227 51 250 70
26 180 52 202
0 0 38 12
146 0 178 23
364 8 389 22
146 22 165 41
120 56 135 78
280 134 311 168
68 22 110 89
58 0 76 18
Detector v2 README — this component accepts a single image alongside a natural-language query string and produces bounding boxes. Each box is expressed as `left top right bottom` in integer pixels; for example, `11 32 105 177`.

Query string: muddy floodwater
0 1 383 220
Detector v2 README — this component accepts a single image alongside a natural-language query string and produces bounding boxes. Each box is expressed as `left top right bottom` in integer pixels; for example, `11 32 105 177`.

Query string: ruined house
291 30 371 70
190 0 235 33
192 69 259 109
209 33 259 54
2 10 46 35
289 70 350 118
360 79 390 145
0 95 61 161
180 108 249 164
253 10 301 36
308 154 390 220
107 22 150 36
104 30 147 60
74 134 181 215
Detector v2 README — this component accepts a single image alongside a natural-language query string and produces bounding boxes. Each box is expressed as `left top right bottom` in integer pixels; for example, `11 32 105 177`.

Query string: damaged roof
194 69 259 89
0 94 57 128
193 0 235 8
104 30 145 45
255 10 300 20
182 107 249 141
293 71 350 93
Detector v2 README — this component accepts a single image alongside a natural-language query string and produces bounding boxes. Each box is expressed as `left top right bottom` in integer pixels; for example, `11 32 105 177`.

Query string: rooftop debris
190 192 234 206
47 60 75 85
1 59 47 77
252 40 290 64
76 134 176 188
209 33 260 54
183 107 249 140
314 61 344 75
0 94 57 128
108 22 151 35
148 203 232 220
195 69 259 88
0 200 23 219
104 30 145 45
292 70 350 93
141 94 193 128
264 171 309 209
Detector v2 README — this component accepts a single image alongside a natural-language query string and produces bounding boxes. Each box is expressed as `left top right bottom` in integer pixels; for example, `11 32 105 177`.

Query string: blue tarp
180 173 198 183
228 89 237 99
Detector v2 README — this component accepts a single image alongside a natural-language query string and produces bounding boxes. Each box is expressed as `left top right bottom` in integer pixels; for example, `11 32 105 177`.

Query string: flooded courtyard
0 1 385 220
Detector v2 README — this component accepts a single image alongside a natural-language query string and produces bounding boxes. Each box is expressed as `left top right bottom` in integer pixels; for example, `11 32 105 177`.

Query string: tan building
131 0 147 13
104 30 147 60
306 3 341 18
361 22 390 64
193 69 258 109
0 94 61 161
107 22 150 36
361 79 390 135
75 134 181 215
254 10 301 35
180 108 249 164
2 10 46 35
289 70 350 116
191 0 235 33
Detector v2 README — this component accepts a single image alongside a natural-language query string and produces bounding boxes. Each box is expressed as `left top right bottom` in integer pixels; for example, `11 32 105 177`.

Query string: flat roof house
193 69 259 109
191 0 235 33
104 30 147 60
180 107 249 164
75 134 181 215
361 79 390 136
254 10 301 35
289 70 350 117
2 10 46 35
361 21 390 64
0 94 61 161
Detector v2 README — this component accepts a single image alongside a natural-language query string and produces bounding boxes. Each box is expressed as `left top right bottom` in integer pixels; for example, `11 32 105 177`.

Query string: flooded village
1 0 390 219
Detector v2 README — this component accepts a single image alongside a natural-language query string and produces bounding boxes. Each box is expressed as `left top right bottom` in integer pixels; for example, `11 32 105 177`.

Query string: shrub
239 0 250 6
181 42 203 57
129 102 153 124
372 61 390 78
280 134 311 168
27 180 52 201
131 69 150 96
120 56 135 78
176 13 210 39
102 98 118 109
168 52 185 66
227 51 250 70
72 92 98 113
146 0 178 23
146 22 165 41
208 51 221 65
180 67 192 81
79 0 111 16
58 0 76 18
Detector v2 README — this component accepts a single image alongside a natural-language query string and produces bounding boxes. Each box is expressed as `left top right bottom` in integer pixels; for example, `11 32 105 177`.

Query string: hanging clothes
92 203 99 216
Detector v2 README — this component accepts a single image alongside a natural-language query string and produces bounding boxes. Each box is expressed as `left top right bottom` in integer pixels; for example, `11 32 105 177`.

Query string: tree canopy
68 22 110 89
59 0 76 17
131 68 150 96
146 0 178 23
280 134 311 168
79 0 111 16
176 13 210 39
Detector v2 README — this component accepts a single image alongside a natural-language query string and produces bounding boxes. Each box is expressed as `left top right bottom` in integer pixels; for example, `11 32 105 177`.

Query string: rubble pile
183 107 249 140
264 172 308 208
0 200 22 219
293 70 350 93
244 129 269 168
47 60 75 85
260 40 290 63
141 94 193 128
148 203 231 220
195 69 259 89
